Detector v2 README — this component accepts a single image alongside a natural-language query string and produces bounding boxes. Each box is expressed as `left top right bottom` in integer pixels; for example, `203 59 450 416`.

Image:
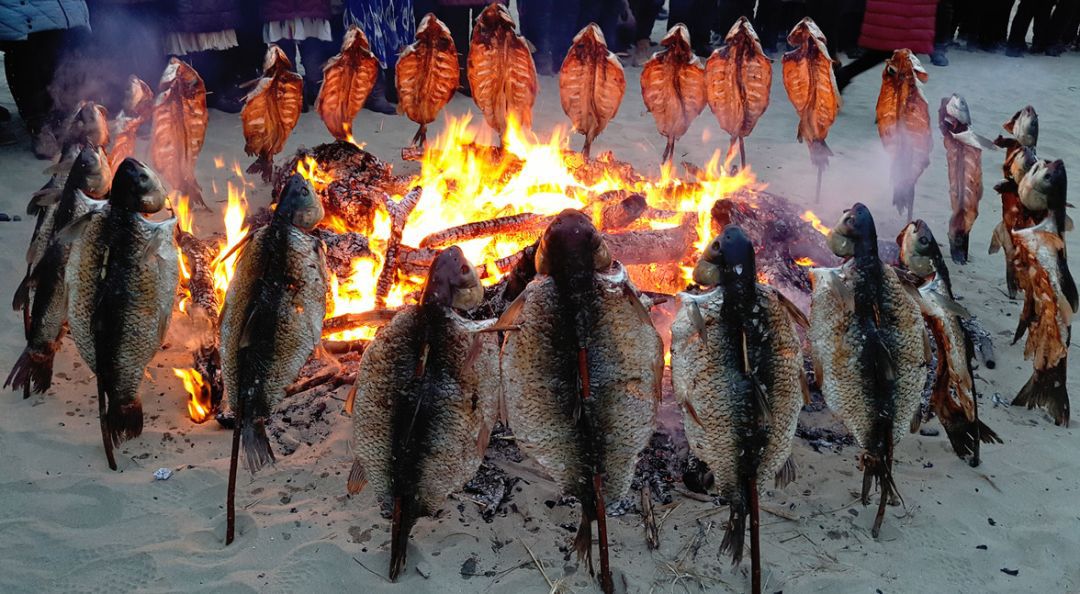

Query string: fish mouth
535 209 611 276
423 246 484 310
276 174 323 229
898 221 935 277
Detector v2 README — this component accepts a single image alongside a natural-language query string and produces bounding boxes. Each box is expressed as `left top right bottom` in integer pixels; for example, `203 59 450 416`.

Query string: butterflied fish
1004 105 1038 150
809 203 927 537
781 17 841 202
348 246 497 581
316 26 380 141
938 94 990 263
559 23 625 159
670 226 804 590
897 220 1001 465
242 45 304 182
641 24 706 164
8 146 112 397
1010 218 1077 426
65 158 179 470
219 173 327 544
108 75 154 173
705 17 772 169
500 210 661 594
396 14 460 148
151 58 209 209
467 3 537 137
876 49 931 221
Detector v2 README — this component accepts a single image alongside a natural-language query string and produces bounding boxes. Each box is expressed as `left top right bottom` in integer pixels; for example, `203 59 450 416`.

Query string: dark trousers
630 0 663 41
972 0 1015 47
520 0 580 60
936 0 954 45
1 30 71 133
668 0 715 53
1008 0 1054 48
1051 0 1080 45
716 0 755 39
836 48 890 90
276 38 335 89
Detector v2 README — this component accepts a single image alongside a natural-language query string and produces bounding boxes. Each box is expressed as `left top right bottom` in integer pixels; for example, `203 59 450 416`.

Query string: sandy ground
1 35 1079 594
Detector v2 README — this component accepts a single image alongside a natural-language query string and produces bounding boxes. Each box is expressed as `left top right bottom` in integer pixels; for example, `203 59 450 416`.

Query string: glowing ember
297 156 334 193
174 368 211 423
795 257 815 267
801 210 830 235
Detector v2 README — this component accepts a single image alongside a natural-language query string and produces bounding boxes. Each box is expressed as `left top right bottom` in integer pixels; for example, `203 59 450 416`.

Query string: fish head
416 13 453 43
884 49 928 83
112 158 167 213
535 209 611 277
68 101 110 147
716 225 757 288
275 174 324 230
422 246 484 311
939 94 971 133
661 24 693 53
477 2 515 31
1020 158 1066 212
828 203 877 258
897 220 939 278
1004 105 1038 148
787 17 826 48
1008 145 1037 183
341 26 372 53
70 145 113 198
124 75 153 113
262 44 293 74
574 23 607 47
159 57 182 90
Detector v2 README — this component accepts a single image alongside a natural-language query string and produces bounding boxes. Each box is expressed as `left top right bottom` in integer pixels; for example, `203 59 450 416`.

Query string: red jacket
858 0 939 55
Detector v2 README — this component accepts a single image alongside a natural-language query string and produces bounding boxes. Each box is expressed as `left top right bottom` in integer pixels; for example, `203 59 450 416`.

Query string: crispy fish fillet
876 49 931 221
705 17 772 168
781 17 840 199
151 58 209 209
65 158 178 470
467 3 537 137
348 246 496 581
396 14 460 148
559 23 625 159
938 94 987 263
641 24 706 164
1010 219 1076 426
109 75 154 173
316 26 380 141
242 45 304 182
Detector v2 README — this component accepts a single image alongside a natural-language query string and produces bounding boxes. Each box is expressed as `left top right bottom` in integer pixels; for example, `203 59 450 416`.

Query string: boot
364 69 396 115
930 44 949 66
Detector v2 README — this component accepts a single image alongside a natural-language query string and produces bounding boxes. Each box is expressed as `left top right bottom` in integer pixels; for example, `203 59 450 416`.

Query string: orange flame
801 210 830 236
342 122 366 150
296 156 333 193
795 257 815 267
174 368 211 423
211 182 249 307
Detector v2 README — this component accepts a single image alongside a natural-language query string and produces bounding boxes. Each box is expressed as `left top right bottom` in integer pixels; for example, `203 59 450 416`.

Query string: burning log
375 187 423 308
598 193 647 230
311 228 372 279
176 230 221 315
419 212 550 248
175 230 226 417
321 310 396 336
603 218 696 265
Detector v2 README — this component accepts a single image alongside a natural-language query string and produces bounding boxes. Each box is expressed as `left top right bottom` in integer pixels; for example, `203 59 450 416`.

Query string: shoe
1005 45 1024 57
383 67 399 104
846 46 865 59
302 80 319 113
657 7 668 19
1045 44 1063 57
32 127 59 160
930 48 949 66
208 87 246 114
0 123 18 146
363 70 396 115
631 39 652 67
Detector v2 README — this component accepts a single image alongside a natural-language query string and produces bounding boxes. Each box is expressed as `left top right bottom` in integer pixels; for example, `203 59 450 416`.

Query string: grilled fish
1004 105 1038 150
316 26 380 142
670 226 804 588
500 210 661 594
897 221 1001 465
348 246 496 581
559 23 625 159
396 14 460 149
876 50 931 221
781 17 841 202
8 146 112 397
810 203 927 537
62 101 110 154
938 94 991 263
705 17 772 169
219 173 327 543
242 45 304 183
467 3 538 137
151 58 209 210
641 24 706 164
109 75 154 173
65 158 179 470
989 139 1040 298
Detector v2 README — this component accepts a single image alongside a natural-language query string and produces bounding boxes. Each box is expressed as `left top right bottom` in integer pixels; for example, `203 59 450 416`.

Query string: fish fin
1058 250 1078 314
811 352 824 393
1065 215 1075 233
865 323 897 382
775 456 797 488
100 388 144 449
492 287 528 330
463 333 484 371
799 361 812 406
54 209 102 248
1012 362 1070 426
1011 311 1031 345
214 232 255 267
719 492 748 566
941 415 1004 462
12 274 31 312
389 496 411 581
27 187 62 215
343 382 357 416
620 281 654 326
689 300 707 339
683 400 705 428
246 157 274 184
5 346 58 397
573 513 594 573
347 459 368 494
952 130 996 151
241 417 276 473
775 290 809 329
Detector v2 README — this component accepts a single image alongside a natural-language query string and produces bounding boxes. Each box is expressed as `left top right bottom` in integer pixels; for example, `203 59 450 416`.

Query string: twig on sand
520 539 555 591
642 486 659 550
352 556 390 583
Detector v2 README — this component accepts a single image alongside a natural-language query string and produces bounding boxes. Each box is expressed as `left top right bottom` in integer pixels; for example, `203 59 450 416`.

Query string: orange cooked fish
396 14 460 148
641 24 706 164
876 49 931 221
242 45 304 183
781 17 840 201
559 23 625 159
316 26 380 142
467 3 538 138
109 75 154 174
151 57 209 209
937 94 990 264
705 16 771 168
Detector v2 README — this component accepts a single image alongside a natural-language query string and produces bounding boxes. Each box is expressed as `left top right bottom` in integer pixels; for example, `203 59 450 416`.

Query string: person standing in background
969 0 1014 51
666 0 715 56
519 0 580 75
835 0 941 93
1006 0 1054 56
261 0 335 110
932 0 953 65
413 0 497 95
0 0 91 157
345 0 413 113
627 0 663 65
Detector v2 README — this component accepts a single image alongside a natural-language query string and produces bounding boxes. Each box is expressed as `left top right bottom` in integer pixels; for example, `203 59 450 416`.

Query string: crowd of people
1 0 1078 159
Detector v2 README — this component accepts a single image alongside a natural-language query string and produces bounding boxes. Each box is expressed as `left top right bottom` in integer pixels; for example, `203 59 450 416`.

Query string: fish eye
460 264 469 275
918 237 929 246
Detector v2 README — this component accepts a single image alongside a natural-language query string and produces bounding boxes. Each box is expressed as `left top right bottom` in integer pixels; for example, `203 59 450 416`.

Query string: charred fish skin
220 173 328 473
501 210 661 593
897 221 1001 465
809 204 926 537
65 158 178 470
349 246 497 581
671 226 803 568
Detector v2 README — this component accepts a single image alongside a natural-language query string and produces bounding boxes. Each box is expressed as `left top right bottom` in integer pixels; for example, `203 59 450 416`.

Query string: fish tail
862 431 901 538
104 393 144 447
808 140 832 171
246 158 274 184
185 181 210 211
892 182 915 221
1012 361 1070 426
719 493 748 566
389 496 413 581
573 511 594 572
5 346 57 397
1004 258 1018 299
948 230 969 265
240 417 275 473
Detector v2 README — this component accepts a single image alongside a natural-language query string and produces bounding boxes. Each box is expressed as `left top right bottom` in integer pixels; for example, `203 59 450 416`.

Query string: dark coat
173 0 245 34
262 0 332 22
0 0 89 41
858 0 939 55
